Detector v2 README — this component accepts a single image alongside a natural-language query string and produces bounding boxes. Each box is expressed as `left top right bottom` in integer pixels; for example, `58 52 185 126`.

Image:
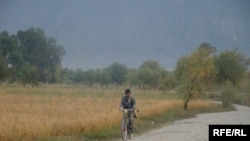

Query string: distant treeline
0 27 249 90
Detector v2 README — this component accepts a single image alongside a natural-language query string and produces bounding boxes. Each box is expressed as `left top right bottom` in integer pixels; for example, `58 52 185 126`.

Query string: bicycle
121 109 134 141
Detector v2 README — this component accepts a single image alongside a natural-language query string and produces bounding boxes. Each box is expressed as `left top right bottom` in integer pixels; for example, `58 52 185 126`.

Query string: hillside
0 0 249 70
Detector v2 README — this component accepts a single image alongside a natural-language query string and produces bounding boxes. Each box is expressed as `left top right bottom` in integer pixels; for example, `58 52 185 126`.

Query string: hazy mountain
0 0 249 70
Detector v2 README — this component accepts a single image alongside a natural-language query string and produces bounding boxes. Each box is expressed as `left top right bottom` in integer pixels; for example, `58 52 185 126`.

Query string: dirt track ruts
126 104 250 141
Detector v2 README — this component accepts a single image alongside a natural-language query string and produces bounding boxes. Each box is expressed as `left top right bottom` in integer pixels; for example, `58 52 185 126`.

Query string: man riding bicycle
120 89 138 135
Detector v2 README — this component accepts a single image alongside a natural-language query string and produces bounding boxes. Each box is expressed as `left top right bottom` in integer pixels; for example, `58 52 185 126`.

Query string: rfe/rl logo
209 125 250 141
213 129 247 136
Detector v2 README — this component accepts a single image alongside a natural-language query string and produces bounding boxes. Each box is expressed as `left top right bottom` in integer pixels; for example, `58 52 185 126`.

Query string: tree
0 57 6 81
120 60 174 89
18 65 39 86
96 68 111 86
137 60 161 88
159 70 176 90
16 27 65 83
61 68 74 83
73 68 85 83
83 69 97 86
214 49 249 86
0 31 18 81
175 43 216 110
108 62 127 85
53 66 63 83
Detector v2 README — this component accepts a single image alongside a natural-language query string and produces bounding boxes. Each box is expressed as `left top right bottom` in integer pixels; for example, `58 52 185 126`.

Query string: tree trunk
184 98 189 110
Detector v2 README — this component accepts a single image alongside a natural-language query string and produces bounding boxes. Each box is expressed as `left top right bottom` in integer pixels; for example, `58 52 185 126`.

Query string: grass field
0 85 224 141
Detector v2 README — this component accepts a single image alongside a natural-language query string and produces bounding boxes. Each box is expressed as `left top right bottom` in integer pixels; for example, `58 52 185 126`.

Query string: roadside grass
81 100 232 141
0 84 233 141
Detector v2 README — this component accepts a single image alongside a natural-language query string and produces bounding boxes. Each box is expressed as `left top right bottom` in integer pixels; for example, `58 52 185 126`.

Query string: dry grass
0 85 216 141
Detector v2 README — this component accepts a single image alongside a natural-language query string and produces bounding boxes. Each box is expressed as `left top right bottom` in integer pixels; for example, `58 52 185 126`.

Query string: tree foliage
137 60 161 88
18 65 39 86
214 49 249 86
130 60 174 89
0 31 18 81
16 28 65 83
0 28 65 85
1 26 249 100
175 43 216 110
107 62 127 85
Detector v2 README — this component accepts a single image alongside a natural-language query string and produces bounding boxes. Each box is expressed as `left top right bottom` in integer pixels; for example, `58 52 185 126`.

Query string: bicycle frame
121 109 133 141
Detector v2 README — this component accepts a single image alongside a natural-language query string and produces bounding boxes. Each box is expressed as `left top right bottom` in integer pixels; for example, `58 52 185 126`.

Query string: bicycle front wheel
121 118 127 141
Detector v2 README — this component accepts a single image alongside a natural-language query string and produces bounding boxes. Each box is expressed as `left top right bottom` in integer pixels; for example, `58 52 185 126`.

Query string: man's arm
131 96 137 110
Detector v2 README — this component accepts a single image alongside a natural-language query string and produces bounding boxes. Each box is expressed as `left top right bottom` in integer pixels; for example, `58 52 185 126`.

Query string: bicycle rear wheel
121 119 127 141
127 119 132 139
128 129 132 139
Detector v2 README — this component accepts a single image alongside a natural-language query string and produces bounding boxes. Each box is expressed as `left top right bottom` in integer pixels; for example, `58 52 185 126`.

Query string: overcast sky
1 0 250 70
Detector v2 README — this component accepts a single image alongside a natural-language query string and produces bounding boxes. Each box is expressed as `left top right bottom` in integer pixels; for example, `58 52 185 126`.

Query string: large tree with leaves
0 31 18 81
214 49 250 87
15 27 65 84
137 60 162 88
0 28 65 84
131 60 172 89
107 62 127 85
175 43 216 110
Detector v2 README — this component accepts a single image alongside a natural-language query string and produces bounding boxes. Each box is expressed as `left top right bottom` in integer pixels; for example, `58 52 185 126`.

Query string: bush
220 81 235 108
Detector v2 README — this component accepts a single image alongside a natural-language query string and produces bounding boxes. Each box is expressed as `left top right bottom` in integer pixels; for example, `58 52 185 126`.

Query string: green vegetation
1 27 250 141
1 27 250 109
175 43 216 110
0 28 65 85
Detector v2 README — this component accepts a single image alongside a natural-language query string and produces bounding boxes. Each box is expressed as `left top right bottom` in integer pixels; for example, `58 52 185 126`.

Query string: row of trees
0 28 65 85
0 27 176 88
63 60 176 89
1 27 250 109
0 28 249 88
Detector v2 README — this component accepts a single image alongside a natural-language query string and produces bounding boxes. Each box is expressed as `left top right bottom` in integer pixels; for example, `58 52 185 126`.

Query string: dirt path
128 104 250 141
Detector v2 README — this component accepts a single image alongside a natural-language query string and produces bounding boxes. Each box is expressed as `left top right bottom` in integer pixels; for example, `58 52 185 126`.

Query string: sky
0 0 250 70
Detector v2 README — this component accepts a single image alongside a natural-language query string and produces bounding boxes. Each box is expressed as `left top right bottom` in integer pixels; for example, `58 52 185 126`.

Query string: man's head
125 89 131 97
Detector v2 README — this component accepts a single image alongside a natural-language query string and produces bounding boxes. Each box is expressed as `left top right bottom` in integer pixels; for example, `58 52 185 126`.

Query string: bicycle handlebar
120 107 139 112
121 109 134 113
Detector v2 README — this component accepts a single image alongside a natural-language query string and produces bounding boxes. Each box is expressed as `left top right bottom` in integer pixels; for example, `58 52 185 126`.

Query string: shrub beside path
129 104 250 141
